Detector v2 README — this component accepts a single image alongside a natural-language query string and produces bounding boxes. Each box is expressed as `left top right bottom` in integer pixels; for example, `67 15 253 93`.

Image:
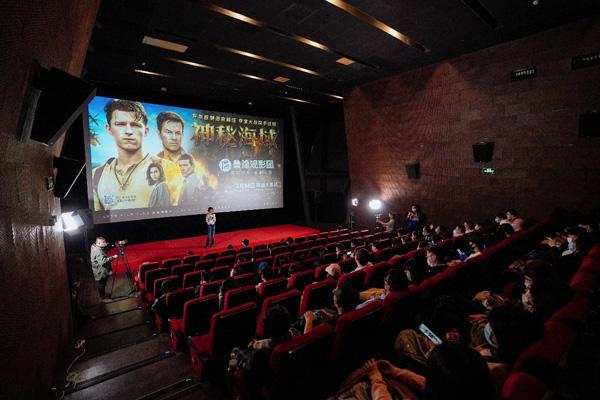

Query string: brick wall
0 1 99 398
344 17 600 227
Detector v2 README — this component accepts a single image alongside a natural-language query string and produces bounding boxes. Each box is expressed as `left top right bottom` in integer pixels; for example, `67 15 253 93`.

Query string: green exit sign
482 167 496 175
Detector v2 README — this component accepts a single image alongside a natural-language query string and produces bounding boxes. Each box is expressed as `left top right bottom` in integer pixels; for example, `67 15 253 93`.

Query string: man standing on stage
155 111 187 204
205 207 216 247
90 237 117 299
92 99 154 210
177 154 204 206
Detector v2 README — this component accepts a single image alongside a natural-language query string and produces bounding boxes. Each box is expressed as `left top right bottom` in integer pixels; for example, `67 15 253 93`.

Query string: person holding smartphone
205 207 216 248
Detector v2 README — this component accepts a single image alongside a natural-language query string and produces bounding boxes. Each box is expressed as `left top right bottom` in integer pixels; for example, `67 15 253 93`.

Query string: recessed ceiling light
218 45 320 76
325 0 427 52
279 96 318 105
237 73 268 82
336 57 355 66
134 69 170 77
168 58 214 70
323 92 343 100
273 76 290 83
142 36 188 53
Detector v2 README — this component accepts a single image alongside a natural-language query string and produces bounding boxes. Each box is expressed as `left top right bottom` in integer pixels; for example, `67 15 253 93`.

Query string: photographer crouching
90 236 118 300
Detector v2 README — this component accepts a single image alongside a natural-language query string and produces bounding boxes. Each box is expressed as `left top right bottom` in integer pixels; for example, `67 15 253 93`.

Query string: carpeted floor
108 224 320 269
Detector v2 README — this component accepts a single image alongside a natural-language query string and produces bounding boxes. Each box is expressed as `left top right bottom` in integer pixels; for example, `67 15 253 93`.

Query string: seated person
425 246 446 277
218 275 240 309
422 226 433 242
325 263 342 280
495 212 508 225
151 279 174 327
330 344 494 400
241 238 250 248
452 225 465 237
353 248 373 272
506 209 525 232
521 259 572 321
234 305 296 399
402 258 426 286
358 268 409 307
464 220 476 233
302 281 360 334
370 241 384 255
256 266 274 290
465 236 484 260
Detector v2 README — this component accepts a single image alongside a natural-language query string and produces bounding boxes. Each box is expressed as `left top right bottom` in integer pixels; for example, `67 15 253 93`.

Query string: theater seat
500 372 548 400
137 262 160 289
256 290 301 337
203 252 219 261
254 249 270 259
183 271 205 289
183 255 201 265
160 287 195 332
189 302 257 380
215 255 234 267
287 270 314 292
363 261 391 288
291 249 308 262
337 269 366 290
200 280 224 297
233 260 254 274
257 277 288 302
171 263 194 285
219 249 236 258
162 258 182 270
143 268 170 300
224 285 257 310
170 294 219 351
569 270 598 293
314 264 330 281
333 300 384 377
148 275 178 303
339 258 357 273
194 259 215 272
268 323 335 400
210 265 232 280
270 246 288 257
513 321 576 383
299 278 335 315
273 252 291 268
549 295 591 326
255 256 273 268
233 272 256 287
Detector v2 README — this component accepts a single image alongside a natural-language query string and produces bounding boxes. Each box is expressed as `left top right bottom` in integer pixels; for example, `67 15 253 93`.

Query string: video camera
105 239 128 250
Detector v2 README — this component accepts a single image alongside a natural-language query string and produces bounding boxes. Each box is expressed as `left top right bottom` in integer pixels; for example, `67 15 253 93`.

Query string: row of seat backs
501 243 600 399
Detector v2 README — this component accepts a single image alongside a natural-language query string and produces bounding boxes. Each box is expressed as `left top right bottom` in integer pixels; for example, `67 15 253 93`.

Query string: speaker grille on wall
579 112 600 138
405 163 420 179
20 65 96 145
472 142 495 162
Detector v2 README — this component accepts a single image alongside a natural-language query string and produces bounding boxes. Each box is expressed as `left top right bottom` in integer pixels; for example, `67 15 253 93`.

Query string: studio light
368 199 382 210
351 198 359 207
61 211 84 233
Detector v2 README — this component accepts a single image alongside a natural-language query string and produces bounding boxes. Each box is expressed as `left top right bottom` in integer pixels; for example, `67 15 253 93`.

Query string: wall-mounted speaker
579 112 600 138
472 142 495 162
19 63 96 146
405 163 420 179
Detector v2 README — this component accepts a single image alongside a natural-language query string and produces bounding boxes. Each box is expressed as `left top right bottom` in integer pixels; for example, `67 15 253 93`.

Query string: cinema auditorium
2 1 600 399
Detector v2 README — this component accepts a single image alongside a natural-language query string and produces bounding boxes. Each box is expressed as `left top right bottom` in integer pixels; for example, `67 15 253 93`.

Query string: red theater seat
291 249 308 262
299 279 335 315
138 262 160 288
270 246 288 257
256 290 301 337
169 294 219 351
224 285 257 310
210 265 232 280
200 280 224 297
513 321 576 383
374 247 394 263
500 372 548 400
189 302 257 380
569 270 598 293
194 259 215 272
148 275 178 303
363 261 391 288
143 268 170 298
215 255 234 267
233 260 254 274
287 270 314 292
333 301 384 376
550 295 591 326
233 272 256 287
171 263 194 284
162 258 182 270
338 258 357 273
269 323 335 400
166 287 196 319
183 255 201 265
253 249 270 259
314 264 330 281
337 269 366 290
203 252 219 261
183 271 205 289
273 252 291 267
257 277 288 301
219 249 236 258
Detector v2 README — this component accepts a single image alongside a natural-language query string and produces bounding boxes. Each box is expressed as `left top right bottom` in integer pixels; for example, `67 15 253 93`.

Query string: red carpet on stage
111 224 320 269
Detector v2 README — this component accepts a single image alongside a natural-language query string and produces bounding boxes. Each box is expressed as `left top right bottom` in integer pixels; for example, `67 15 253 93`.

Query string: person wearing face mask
521 260 572 320
405 204 423 231
494 212 508 226
452 225 465 238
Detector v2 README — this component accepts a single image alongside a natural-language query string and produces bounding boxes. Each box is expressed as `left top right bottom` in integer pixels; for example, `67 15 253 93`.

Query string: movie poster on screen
84 96 284 224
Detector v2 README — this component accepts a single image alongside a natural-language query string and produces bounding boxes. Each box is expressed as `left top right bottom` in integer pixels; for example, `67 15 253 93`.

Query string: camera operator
90 236 118 300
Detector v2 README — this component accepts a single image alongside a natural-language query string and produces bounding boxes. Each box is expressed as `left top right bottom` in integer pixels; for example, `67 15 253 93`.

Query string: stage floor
109 224 320 269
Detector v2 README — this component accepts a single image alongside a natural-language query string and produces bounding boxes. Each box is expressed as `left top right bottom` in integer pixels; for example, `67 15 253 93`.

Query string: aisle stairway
64 277 222 400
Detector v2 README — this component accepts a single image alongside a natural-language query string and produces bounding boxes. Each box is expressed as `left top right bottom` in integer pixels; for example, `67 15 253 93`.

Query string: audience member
452 225 465 238
325 263 342 280
403 258 426 286
521 260 572 320
425 246 446 277
465 236 484 260
464 221 475 233
358 268 409 308
405 204 424 231
302 281 360 334
218 275 240 309
151 279 174 327
353 248 373 271
506 209 525 232
376 212 396 232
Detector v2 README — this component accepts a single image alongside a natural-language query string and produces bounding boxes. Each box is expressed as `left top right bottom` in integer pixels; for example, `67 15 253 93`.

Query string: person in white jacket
205 207 216 247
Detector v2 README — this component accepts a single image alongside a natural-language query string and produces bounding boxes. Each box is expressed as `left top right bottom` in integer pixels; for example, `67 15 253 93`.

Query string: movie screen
84 96 284 224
